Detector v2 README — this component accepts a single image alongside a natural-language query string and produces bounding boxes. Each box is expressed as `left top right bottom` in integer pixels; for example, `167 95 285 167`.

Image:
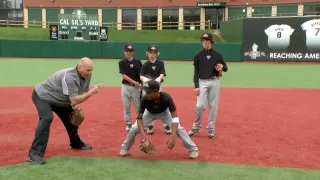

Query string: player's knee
196 104 206 110
208 101 219 109
177 124 184 130
176 124 187 133
130 124 139 132
40 115 54 124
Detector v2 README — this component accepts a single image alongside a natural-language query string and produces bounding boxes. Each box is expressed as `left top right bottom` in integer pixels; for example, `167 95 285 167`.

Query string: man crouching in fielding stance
120 80 199 159
28 57 102 165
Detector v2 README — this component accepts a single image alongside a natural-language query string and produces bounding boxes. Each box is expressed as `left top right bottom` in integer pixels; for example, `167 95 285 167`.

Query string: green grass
0 27 222 43
0 58 319 88
0 156 319 180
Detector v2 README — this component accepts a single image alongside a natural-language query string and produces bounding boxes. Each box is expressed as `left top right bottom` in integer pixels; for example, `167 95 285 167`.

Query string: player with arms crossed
119 43 142 132
119 80 199 159
140 45 171 135
28 57 102 165
188 32 228 139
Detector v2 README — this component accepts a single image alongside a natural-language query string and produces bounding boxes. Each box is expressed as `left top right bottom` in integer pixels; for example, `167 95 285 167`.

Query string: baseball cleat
164 126 172 135
120 149 129 156
208 131 215 139
147 125 154 135
27 153 46 165
126 122 132 132
70 144 93 150
188 129 199 137
189 151 199 159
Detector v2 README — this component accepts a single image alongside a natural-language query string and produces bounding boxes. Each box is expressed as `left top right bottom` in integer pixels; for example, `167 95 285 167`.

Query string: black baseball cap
147 45 158 53
142 80 160 92
123 43 134 51
201 32 214 42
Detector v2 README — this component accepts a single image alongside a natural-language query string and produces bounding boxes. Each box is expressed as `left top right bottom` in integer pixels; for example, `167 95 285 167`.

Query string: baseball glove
218 70 222 77
70 107 85 126
139 136 156 154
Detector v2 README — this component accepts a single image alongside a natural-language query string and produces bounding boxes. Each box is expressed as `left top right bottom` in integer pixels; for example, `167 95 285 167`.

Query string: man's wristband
172 117 179 123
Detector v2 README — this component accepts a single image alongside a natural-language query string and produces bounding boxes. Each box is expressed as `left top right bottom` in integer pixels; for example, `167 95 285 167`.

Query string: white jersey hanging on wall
264 24 295 50
301 18 320 52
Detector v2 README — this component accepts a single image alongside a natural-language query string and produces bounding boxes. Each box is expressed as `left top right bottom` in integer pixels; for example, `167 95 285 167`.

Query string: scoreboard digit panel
58 13 100 41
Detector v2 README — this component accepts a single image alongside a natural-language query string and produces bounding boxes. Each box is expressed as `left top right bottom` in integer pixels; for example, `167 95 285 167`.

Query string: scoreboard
49 9 108 41
58 13 100 41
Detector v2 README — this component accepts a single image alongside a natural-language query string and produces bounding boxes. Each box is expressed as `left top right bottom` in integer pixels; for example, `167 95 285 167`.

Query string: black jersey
139 92 176 114
193 48 228 88
119 58 142 84
140 60 166 82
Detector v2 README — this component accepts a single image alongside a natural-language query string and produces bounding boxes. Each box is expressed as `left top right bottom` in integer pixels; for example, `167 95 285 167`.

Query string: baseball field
0 58 320 180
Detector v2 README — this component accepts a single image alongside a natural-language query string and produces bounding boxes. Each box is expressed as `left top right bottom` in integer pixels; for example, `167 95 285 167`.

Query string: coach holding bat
188 32 228 139
28 57 102 165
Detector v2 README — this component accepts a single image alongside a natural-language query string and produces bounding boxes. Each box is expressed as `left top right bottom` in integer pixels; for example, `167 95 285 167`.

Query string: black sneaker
208 131 215 139
27 153 46 165
70 144 93 150
126 122 132 132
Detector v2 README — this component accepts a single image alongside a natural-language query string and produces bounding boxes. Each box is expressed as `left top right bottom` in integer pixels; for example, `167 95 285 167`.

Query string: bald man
27 57 102 165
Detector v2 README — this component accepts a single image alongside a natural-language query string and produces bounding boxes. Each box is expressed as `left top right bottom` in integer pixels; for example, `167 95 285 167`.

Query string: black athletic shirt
139 92 176 114
119 58 142 84
193 48 228 88
140 60 166 82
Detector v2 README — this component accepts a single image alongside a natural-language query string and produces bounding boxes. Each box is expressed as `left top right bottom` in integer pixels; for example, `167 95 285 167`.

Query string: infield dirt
0 87 319 170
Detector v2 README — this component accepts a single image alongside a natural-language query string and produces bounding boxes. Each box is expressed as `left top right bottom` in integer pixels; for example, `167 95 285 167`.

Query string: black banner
242 15 320 62
49 24 58 40
99 27 108 41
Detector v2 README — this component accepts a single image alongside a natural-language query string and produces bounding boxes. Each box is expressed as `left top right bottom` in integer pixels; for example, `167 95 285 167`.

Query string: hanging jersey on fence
301 18 320 52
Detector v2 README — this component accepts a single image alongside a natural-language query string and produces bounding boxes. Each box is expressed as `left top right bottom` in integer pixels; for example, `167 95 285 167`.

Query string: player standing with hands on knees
140 45 171 135
188 32 228 139
27 57 102 165
119 80 199 159
118 43 142 132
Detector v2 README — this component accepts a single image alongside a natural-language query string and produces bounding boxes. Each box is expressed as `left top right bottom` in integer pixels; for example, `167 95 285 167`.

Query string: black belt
200 76 218 80
123 83 135 86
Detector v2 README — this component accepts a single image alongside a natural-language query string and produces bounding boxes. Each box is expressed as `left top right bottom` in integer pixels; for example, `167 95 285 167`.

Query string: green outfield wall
0 40 242 62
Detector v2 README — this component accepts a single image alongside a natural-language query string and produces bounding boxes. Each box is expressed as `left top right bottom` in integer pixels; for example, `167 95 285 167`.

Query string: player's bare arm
157 61 166 82
167 94 178 149
69 84 102 105
168 110 178 149
137 112 146 136
137 99 147 137
122 74 140 86
140 75 150 83
156 74 165 82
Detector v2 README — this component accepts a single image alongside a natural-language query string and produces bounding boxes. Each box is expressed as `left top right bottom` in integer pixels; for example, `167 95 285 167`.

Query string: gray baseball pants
121 109 198 152
121 84 141 124
192 78 220 134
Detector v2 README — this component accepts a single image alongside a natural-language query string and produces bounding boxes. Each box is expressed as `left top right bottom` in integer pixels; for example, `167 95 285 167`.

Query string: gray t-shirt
35 65 91 105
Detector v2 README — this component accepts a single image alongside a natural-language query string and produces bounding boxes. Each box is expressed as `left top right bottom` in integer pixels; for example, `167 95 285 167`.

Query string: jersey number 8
277 32 281 38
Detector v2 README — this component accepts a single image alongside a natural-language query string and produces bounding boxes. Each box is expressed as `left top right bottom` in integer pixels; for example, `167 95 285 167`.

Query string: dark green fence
0 40 242 62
